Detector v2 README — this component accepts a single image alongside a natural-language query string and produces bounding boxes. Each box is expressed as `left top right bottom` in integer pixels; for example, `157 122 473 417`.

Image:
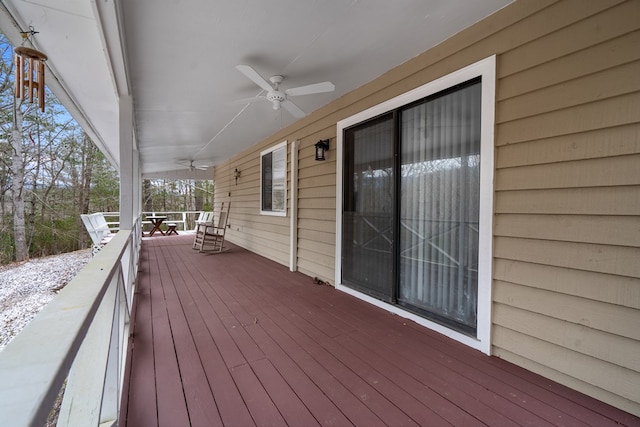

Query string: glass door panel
342 113 395 301
398 82 481 333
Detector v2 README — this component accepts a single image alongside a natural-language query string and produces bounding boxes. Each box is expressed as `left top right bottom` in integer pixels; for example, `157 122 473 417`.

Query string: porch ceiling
0 0 512 178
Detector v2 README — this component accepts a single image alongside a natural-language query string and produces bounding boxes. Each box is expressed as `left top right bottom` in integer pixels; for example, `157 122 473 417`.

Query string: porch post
119 95 134 230
289 140 300 271
133 147 141 220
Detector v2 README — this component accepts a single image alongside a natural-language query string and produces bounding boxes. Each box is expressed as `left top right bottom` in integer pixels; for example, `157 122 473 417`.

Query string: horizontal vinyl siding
214 142 290 266
294 132 336 282
212 0 639 414
491 0 640 416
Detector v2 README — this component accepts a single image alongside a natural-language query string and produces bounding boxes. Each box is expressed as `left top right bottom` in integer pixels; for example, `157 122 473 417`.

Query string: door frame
335 56 496 354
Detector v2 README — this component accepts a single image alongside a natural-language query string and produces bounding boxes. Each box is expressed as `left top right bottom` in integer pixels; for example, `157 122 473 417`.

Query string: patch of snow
0 250 92 351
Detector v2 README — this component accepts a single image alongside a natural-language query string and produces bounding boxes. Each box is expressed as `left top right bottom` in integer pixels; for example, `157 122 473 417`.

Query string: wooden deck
121 235 638 426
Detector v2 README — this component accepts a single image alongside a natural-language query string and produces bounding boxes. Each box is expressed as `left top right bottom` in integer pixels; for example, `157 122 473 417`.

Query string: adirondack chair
196 203 230 253
81 213 115 255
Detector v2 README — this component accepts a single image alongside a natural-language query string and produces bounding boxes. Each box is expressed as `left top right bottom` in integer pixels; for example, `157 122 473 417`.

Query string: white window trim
260 140 288 217
335 56 495 355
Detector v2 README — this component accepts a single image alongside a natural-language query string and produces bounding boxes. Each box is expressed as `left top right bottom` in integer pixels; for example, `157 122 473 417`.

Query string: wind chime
14 28 47 112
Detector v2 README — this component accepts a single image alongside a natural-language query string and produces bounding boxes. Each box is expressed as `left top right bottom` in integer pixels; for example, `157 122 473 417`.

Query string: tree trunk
11 102 27 261
143 179 152 212
194 180 203 210
77 134 95 249
28 125 41 251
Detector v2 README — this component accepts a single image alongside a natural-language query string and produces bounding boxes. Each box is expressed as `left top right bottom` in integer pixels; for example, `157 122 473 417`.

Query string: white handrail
102 210 203 231
0 219 142 426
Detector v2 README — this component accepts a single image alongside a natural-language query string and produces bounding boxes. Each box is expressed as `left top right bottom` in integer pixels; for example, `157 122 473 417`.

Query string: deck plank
230 271 451 426
148 245 191 427
272 270 588 427
249 357 321 427
123 247 158 426
121 236 640 427
158 246 223 426
164 247 256 426
244 322 355 426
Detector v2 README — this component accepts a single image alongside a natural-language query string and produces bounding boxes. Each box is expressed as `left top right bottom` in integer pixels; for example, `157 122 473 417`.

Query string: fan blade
281 100 306 118
232 95 267 105
285 81 335 97
236 65 273 91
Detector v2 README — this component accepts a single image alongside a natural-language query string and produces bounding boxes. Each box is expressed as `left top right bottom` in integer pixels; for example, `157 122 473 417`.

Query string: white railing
0 219 142 426
102 210 203 232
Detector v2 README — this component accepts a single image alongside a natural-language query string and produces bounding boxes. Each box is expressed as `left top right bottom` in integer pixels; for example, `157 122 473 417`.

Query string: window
337 56 495 353
260 141 287 216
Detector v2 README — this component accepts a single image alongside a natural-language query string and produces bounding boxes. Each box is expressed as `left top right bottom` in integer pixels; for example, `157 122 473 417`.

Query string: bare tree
10 97 27 261
77 133 96 248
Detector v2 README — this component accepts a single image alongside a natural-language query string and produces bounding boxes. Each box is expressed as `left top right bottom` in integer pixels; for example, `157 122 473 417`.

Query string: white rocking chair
192 210 215 249
196 203 230 253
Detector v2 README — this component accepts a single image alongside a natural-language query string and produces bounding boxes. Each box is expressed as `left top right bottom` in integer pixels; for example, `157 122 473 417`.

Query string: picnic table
146 216 167 236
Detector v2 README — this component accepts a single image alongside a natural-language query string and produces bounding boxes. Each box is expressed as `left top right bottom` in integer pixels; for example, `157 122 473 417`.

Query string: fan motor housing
267 90 286 102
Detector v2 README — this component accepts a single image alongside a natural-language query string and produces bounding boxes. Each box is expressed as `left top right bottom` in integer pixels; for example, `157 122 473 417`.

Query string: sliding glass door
342 79 481 334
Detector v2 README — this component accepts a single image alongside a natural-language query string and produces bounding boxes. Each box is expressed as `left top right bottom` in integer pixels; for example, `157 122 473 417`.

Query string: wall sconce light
234 168 241 185
315 139 330 161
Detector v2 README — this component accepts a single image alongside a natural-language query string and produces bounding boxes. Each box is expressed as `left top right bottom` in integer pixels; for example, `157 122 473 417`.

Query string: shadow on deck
121 234 638 426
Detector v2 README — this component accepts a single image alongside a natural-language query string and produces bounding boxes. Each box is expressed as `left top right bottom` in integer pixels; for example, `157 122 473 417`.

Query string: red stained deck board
157 255 224 426
336 332 521 427
312 295 576 426
245 320 356 426
231 265 351 339
228 261 490 425
123 251 158 426
121 236 640 427
191 276 267 364
282 286 552 425
229 362 286 426
179 271 249 369
489 356 638 427
230 274 452 426
158 249 256 426
275 273 588 427
210 268 395 426
147 246 191 427
332 303 590 427
232 286 384 426
248 357 321 427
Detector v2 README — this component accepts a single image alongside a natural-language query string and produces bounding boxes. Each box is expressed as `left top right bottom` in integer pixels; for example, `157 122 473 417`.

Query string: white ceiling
0 0 512 179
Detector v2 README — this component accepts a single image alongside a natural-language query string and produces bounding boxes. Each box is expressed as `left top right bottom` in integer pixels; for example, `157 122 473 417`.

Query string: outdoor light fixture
14 27 47 112
234 168 241 184
315 139 330 161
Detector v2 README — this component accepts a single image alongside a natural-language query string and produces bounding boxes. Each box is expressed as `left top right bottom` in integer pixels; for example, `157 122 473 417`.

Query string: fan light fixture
14 28 47 112
315 139 330 161
235 65 335 119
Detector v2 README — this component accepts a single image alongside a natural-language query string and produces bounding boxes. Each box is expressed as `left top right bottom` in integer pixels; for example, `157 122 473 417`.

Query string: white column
289 140 300 271
133 147 141 220
119 95 134 230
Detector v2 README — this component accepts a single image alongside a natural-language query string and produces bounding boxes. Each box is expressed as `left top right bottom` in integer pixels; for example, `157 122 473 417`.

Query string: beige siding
213 0 640 415
490 0 640 416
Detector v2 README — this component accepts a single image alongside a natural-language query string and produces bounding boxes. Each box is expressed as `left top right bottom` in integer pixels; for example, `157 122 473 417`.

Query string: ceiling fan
235 64 335 118
177 159 209 172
